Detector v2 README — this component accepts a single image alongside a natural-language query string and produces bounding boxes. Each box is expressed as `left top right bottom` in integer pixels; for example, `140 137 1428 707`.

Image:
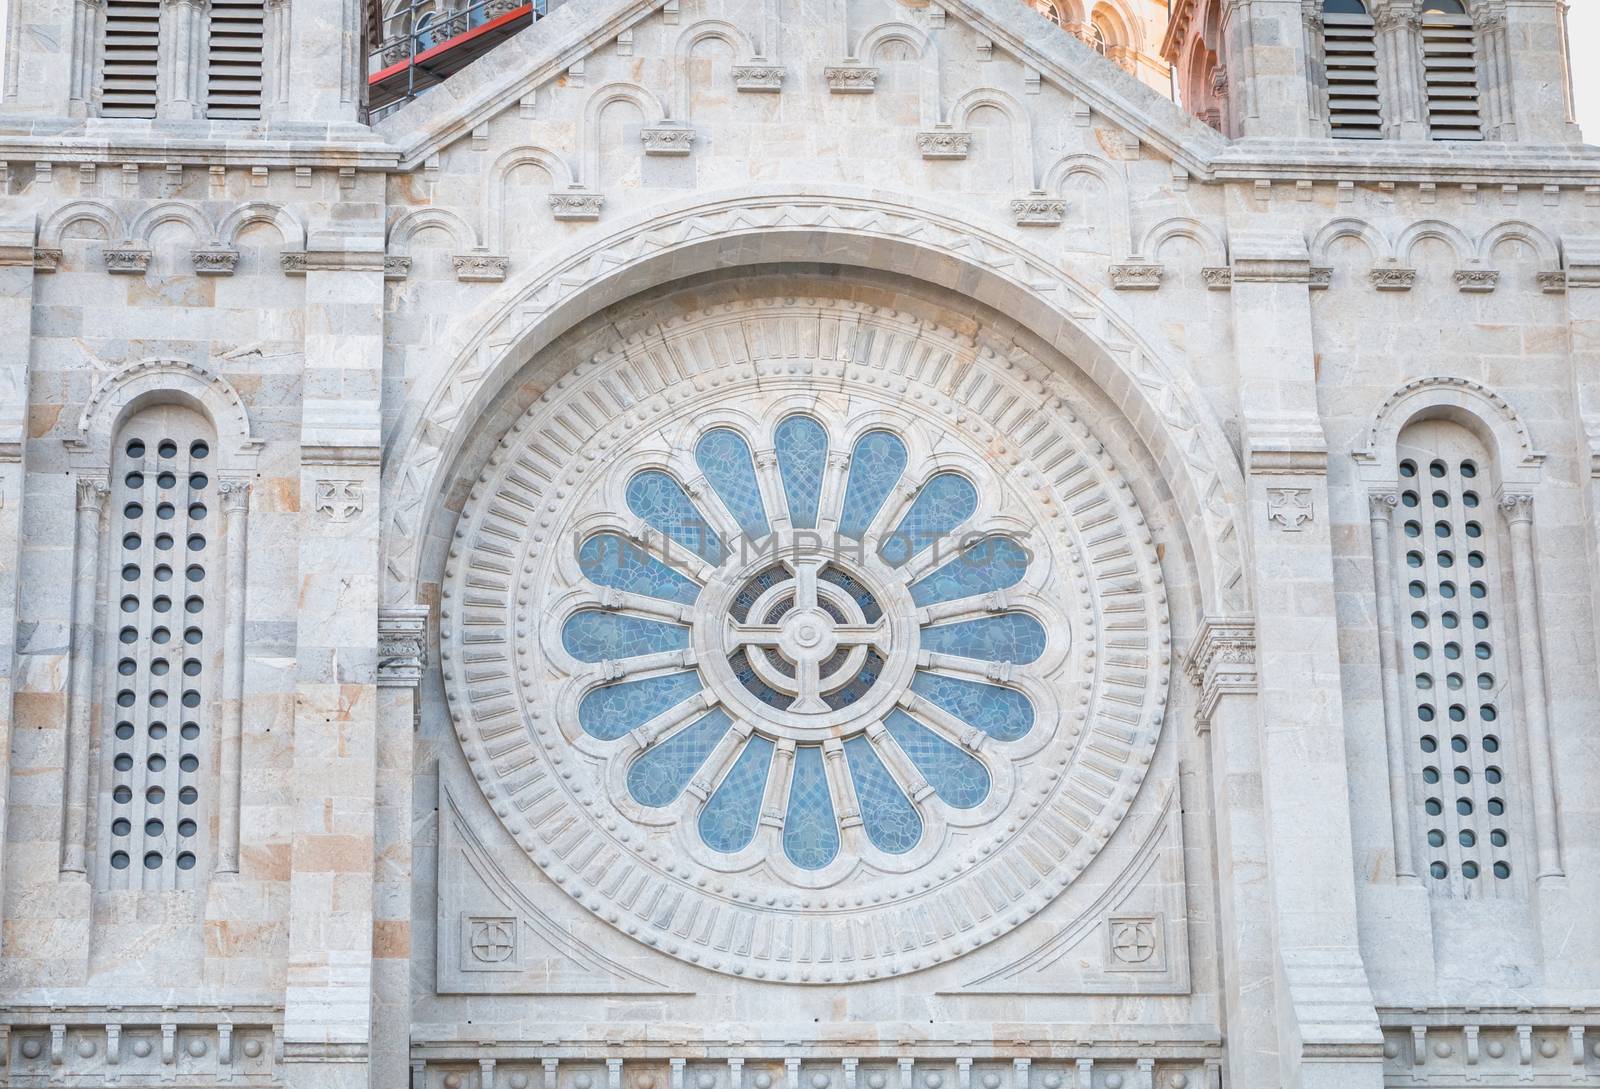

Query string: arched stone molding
215 201 308 250
948 87 1041 192
483 145 589 244
1352 376 1544 490
1042 153 1133 258
386 207 481 255
1395 218 1476 269
1475 220 1564 289
1310 217 1394 266
578 81 676 187
377 186 1250 625
1136 216 1228 276
65 358 262 473
38 200 127 248
852 21 942 127
672 19 764 121
127 201 211 245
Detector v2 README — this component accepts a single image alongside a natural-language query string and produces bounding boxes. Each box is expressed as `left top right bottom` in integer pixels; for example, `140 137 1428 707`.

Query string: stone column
1474 2 1515 140
1372 2 1427 139
60 475 108 877
214 479 252 875
1497 493 1563 879
1366 491 1418 881
281 220 386 1089
157 0 210 120
1183 619 1281 1089
67 0 102 116
1227 230 1383 1089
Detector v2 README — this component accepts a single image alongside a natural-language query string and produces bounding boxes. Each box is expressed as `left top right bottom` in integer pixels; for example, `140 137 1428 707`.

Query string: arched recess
378 187 1250 622
854 21 942 127
1042 154 1132 258
387 206 480 257
672 19 760 121
484 145 581 252
216 202 307 249
39 200 127 248
1310 217 1394 267
949 88 1041 192
578 82 670 189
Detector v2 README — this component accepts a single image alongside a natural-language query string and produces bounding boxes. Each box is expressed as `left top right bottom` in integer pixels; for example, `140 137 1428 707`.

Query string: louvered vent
1422 2 1483 140
101 0 161 117
1323 1 1382 138
207 0 266 119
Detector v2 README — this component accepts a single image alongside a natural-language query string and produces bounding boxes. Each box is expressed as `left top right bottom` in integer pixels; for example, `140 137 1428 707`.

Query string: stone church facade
0 0 1597 1086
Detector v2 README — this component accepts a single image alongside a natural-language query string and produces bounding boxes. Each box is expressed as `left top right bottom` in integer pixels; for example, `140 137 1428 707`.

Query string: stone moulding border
1351 376 1544 488
377 185 1251 620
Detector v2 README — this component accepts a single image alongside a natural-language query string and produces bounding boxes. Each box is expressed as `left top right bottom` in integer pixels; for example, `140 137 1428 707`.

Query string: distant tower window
206 0 267 118
1034 1 1063 25
1088 21 1108 55
1420 0 1483 140
1321 0 1383 139
99 0 162 117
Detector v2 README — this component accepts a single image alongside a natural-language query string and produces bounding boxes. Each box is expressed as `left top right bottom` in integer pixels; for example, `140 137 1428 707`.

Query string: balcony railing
367 0 546 114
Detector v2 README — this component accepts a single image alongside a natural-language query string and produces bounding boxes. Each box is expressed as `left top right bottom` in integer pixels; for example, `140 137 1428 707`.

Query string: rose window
559 420 1050 870
441 299 1168 982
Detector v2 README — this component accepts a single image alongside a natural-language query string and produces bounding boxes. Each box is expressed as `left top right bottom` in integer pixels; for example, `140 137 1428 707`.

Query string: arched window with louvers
1321 0 1383 139
1420 0 1483 139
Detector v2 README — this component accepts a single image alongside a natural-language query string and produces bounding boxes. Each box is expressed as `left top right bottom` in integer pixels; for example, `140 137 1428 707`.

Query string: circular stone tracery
441 294 1170 982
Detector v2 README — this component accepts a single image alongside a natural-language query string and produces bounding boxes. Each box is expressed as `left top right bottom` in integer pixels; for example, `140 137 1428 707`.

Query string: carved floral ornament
440 297 1170 982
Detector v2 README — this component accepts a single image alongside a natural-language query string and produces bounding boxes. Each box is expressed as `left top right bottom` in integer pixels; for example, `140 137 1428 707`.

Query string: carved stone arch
672 19 758 120
1395 218 1475 267
1138 215 1227 267
1089 0 1135 48
215 201 308 249
66 358 262 473
1475 220 1561 270
578 81 671 187
128 201 213 245
1352 376 1544 489
950 87 1039 190
854 21 942 126
485 145 582 250
1310 217 1394 265
387 206 479 256
378 186 1249 624
1042 154 1132 258
39 200 127 248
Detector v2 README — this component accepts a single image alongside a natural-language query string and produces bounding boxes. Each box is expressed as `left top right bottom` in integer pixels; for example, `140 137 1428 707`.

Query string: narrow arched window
100 0 161 117
1322 0 1383 139
98 406 218 889
206 0 267 118
1395 420 1517 893
1088 19 1109 56
1035 1 1063 26
1421 0 1483 140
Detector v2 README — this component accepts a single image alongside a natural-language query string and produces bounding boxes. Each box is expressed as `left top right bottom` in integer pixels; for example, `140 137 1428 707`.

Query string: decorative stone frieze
917 130 972 159
32 247 61 271
1110 262 1164 289
1453 267 1500 292
452 253 509 282
548 192 604 220
279 251 307 274
640 126 696 155
385 255 412 280
1009 198 1066 226
378 605 430 688
104 246 151 273
824 65 879 93
732 64 786 91
3 1013 280 1085
191 246 240 275
1369 266 1418 291
1183 618 1257 729
1201 266 1232 289
1537 269 1567 292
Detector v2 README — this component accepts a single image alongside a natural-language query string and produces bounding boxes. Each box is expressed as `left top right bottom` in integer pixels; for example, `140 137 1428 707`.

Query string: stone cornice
1183 617 1258 730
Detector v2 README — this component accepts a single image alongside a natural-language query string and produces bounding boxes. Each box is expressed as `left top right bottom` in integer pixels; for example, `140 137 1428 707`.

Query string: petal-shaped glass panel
626 470 723 565
843 736 922 853
879 472 978 567
920 613 1046 664
775 415 828 530
561 610 690 662
578 533 701 605
578 671 703 741
696 428 770 540
838 431 908 539
819 565 883 622
823 648 885 710
728 649 795 710
626 707 732 806
884 709 990 809
729 564 789 623
910 670 1034 742
783 745 840 869
908 537 1030 607
698 734 775 853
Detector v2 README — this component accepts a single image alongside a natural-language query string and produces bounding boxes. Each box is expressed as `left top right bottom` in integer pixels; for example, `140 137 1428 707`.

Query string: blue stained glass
783 745 840 869
884 709 990 809
626 708 732 806
578 671 704 741
626 470 724 565
909 537 1030 607
698 735 775 853
910 670 1034 742
578 533 701 605
843 737 922 854
879 472 978 567
823 648 885 710
775 416 828 529
920 613 1046 664
838 431 908 539
561 610 689 662
730 564 789 623
696 429 770 540
819 565 883 623
729 649 795 710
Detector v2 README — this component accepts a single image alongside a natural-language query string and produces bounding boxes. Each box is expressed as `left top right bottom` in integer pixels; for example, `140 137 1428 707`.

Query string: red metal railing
367 0 543 113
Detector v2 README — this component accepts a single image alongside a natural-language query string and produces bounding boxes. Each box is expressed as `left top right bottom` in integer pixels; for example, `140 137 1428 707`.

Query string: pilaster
281 222 385 1089
1226 229 1384 1089
1371 1 1427 140
1 0 79 113
157 0 210 120
1231 0 1316 139
1499 0 1580 143
266 0 361 124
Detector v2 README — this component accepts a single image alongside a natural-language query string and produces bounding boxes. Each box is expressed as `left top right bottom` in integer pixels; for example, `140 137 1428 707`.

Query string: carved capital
1453 268 1500 293
218 478 253 514
917 130 973 159
191 247 240 275
640 126 696 156
1367 491 1400 520
548 192 604 221
1498 492 1535 525
104 246 152 274
75 476 109 511
1369 266 1417 291
1010 198 1067 227
732 65 786 92
452 253 509 282
1184 617 1257 729
1109 263 1164 290
378 604 430 688
825 65 879 93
